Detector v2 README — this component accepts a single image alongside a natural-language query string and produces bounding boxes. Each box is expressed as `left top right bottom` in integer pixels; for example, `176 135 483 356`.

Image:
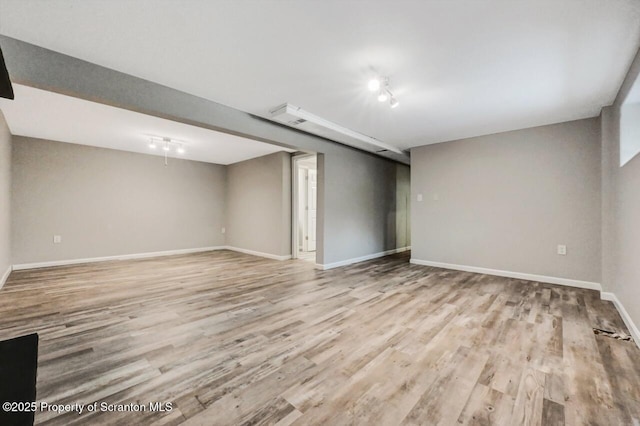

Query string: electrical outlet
221 227 226 234
53 235 62 244
557 244 567 255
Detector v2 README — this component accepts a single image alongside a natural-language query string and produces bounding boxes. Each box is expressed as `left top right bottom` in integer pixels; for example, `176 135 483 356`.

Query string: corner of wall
600 107 616 293
598 43 640 347
222 162 229 248
226 151 294 259
315 153 325 266
281 151 292 257
0 108 12 289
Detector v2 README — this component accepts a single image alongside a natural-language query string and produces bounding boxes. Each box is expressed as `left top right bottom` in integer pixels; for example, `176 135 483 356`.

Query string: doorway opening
292 154 317 263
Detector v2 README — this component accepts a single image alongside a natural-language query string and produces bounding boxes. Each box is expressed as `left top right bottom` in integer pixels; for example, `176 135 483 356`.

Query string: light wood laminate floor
1 250 639 425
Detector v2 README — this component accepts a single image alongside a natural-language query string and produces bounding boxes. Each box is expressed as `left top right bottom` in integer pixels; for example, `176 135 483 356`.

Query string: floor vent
593 328 633 342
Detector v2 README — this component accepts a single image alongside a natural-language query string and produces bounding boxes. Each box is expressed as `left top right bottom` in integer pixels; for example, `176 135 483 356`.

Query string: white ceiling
1 1 640 150
0 85 293 165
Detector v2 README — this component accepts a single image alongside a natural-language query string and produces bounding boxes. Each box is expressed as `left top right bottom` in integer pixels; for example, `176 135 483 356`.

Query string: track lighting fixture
368 76 398 109
368 78 381 92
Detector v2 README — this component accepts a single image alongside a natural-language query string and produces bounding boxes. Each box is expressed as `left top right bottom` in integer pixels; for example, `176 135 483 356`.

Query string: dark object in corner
0 46 15 100
0 333 39 426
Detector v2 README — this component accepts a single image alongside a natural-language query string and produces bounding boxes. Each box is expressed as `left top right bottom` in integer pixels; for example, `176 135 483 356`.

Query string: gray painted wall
226 151 291 257
411 118 602 283
11 137 226 264
0 111 11 279
395 164 411 249
601 45 640 328
9 136 408 266
620 102 640 166
321 149 411 265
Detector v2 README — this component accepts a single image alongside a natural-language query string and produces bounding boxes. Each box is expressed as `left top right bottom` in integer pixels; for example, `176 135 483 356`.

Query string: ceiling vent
269 103 402 154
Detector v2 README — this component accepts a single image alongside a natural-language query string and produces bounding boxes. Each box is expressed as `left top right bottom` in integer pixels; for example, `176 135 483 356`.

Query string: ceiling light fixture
146 136 187 165
368 78 381 92
369 76 399 109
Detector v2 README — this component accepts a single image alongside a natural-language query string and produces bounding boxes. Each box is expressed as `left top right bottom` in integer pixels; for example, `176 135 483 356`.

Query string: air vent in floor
593 328 633 342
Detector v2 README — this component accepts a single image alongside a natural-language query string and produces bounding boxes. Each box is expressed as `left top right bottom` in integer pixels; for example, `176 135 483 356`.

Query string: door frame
291 153 316 260
306 168 317 252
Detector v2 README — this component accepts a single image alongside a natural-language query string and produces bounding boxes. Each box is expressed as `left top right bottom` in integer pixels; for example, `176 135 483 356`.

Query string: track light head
378 90 389 102
390 97 399 108
368 78 381 92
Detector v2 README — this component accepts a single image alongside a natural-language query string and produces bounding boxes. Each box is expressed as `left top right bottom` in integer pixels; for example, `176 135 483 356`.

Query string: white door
307 169 317 251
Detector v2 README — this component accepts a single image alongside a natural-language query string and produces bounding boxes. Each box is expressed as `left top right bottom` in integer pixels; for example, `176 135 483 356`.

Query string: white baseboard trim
317 246 411 271
0 265 12 290
223 246 291 261
601 292 640 349
12 246 226 271
409 258 602 292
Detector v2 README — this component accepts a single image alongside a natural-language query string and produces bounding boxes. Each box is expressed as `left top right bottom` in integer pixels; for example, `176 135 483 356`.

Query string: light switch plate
53 235 62 244
557 244 567 255
417 194 423 202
